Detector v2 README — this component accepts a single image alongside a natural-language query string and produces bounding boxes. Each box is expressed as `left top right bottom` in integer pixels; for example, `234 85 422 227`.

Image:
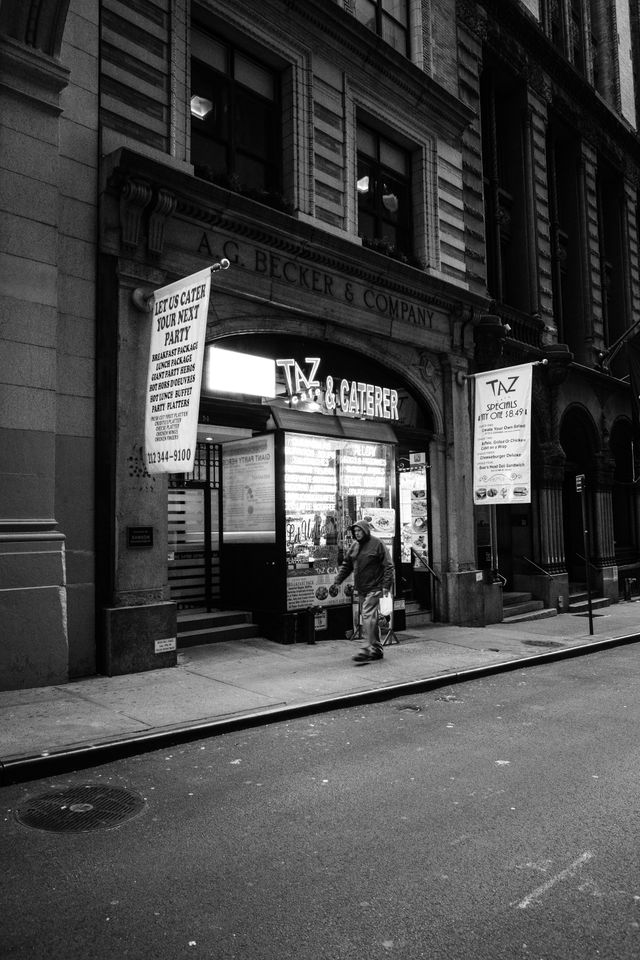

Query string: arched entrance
167 333 438 639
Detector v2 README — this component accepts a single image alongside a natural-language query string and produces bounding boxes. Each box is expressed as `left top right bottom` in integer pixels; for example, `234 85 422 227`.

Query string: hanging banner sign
473 362 533 504
144 267 212 474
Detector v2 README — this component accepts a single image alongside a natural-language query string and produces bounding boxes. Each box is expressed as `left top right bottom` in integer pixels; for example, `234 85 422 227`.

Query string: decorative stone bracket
118 177 176 256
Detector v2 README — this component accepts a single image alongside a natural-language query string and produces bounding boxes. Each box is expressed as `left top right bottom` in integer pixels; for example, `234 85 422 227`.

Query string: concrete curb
2 631 639 786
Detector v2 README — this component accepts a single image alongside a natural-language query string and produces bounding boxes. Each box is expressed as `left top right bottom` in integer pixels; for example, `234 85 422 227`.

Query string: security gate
168 442 221 610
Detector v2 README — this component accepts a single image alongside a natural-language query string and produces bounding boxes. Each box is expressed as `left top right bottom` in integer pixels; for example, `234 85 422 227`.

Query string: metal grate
15 784 146 833
523 639 565 648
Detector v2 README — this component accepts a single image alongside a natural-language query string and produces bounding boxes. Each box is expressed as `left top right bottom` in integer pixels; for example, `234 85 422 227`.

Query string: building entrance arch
168 333 441 640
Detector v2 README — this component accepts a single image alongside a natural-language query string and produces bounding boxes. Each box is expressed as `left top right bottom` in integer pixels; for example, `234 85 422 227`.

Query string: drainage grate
15 784 146 833
523 639 565 648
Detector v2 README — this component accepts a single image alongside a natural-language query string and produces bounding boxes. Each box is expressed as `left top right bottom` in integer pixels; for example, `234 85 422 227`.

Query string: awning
269 407 398 443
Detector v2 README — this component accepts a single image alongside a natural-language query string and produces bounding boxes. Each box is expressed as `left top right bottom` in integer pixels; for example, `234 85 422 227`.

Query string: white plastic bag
379 593 393 618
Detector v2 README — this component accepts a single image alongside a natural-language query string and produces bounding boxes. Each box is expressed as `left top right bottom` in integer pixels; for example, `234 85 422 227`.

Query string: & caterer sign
144 265 218 474
473 362 533 504
276 356 399 420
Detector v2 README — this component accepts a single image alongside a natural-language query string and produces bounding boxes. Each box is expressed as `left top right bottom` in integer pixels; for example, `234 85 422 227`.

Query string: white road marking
514 852 594 909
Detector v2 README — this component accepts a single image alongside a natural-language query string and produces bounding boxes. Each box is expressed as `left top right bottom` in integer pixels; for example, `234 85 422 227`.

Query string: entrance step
502 591 558 624
568 592 611 614
404 601 432 628
177 610 263 647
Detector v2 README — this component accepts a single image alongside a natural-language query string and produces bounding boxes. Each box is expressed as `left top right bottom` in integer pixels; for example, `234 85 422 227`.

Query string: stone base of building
444 570 502 626
0 528 68 691
513 572 569 612
102 601 177 676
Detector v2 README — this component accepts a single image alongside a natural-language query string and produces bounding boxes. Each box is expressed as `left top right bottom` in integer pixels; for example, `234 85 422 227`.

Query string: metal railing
521 555 553 580
410 548 441 582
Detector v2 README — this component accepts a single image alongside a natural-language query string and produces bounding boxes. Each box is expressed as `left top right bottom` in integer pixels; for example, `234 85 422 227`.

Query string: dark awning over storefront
269 408 398 444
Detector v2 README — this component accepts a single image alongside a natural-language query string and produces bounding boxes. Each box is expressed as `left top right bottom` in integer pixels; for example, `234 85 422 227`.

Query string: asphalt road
2 643 640 960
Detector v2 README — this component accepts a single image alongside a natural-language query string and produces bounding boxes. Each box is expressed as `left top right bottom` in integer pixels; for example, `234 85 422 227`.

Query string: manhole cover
573 612 604 618
16 784 146 833
523 639 564 648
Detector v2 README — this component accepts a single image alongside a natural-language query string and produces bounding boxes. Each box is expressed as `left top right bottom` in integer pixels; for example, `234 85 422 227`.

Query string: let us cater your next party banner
473 363 533 505
144 268 212 475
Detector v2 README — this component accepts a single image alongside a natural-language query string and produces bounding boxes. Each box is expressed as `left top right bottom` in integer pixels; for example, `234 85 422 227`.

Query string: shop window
284 433 395 611
357 123 412 259
191 28 282 199
352 0 409 56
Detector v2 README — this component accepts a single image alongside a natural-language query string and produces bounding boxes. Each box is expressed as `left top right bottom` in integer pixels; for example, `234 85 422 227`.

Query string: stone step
502 607 558 624
503 599 544 618
177 622 263 648
568 596 611 613
177 609 252 632
503 591 534 607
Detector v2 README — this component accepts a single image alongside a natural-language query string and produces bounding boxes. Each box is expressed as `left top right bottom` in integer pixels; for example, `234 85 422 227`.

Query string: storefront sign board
473 363 533 504
145 267 212 474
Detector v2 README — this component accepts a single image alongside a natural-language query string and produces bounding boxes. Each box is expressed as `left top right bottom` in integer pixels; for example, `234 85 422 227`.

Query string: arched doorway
168 333 439 634
560 406 599 583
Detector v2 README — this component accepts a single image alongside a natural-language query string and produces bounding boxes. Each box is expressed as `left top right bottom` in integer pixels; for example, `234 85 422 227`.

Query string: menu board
222 435 275 542
286 571 353 610
399 465 429 564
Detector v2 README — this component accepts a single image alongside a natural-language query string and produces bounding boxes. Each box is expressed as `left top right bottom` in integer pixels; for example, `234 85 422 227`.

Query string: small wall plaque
127 526 153 548
155 637 177 654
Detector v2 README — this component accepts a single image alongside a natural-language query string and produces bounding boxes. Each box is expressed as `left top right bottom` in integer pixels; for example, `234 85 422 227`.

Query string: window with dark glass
597 160 627 373
546 115 583 354
190 29 281 194
357 124 412 255
570 0 586 73
353 0 409 56
480 57 529 311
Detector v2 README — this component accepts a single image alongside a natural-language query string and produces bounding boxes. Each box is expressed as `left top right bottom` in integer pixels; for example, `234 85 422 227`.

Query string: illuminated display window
284 432 395 610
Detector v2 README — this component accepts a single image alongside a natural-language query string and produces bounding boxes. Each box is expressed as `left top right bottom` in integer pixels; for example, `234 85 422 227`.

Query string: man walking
333 519 394 663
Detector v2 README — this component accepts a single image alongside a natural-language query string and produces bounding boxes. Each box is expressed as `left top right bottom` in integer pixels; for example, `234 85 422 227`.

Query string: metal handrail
521 555 553 580
576 552 599 572
410 548 441 582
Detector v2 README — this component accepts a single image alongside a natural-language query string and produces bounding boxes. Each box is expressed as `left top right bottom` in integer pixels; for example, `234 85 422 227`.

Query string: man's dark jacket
334 519 394 594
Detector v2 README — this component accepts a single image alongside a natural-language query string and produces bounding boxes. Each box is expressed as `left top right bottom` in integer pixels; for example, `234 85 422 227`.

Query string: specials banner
144 268 212 474
473 362 533 505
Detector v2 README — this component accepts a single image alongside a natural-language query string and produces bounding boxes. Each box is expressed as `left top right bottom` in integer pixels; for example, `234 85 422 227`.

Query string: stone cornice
0 31 69 112
102 148 489 316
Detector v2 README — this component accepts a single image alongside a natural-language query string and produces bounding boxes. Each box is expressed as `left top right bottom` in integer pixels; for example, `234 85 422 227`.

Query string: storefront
167 336 437 642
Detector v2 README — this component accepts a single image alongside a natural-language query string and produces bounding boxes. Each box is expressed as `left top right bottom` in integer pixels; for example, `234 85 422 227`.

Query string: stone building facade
1 0 639 690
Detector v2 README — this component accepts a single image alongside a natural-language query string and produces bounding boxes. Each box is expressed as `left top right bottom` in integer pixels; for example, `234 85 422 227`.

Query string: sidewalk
2 601 640 784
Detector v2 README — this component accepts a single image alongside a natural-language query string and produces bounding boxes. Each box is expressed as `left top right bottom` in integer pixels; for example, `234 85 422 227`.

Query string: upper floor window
356 124 412 256
190 29 281 195
353 0 409 56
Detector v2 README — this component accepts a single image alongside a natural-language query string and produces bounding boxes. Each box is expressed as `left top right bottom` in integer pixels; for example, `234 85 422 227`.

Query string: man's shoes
352 648 384 663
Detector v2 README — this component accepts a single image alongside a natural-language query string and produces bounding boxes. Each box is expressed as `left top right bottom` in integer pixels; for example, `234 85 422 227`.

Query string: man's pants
360 590 383 652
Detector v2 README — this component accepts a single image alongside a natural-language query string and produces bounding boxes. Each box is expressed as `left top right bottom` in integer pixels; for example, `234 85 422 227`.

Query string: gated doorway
168 442 221 610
